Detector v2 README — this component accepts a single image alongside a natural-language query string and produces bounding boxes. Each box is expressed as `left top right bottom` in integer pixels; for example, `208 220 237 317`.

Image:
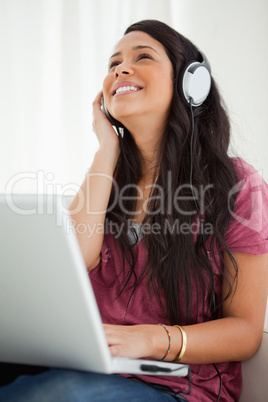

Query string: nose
114 62 133 77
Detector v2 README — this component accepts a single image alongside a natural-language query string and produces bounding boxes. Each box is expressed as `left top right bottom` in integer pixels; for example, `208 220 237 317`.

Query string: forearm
152 253 267 364
69 145 119 270
153 317 262 364
179 317 262 364
105 316 263 364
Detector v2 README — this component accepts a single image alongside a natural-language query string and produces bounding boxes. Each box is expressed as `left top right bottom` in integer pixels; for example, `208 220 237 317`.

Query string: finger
94 89 103 102
103 324 124 335
109 345 121 356
105 329 123 345
92 90 104 108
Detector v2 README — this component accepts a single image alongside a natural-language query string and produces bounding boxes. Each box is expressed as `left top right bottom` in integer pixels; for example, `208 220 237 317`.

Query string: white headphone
181 51 211 107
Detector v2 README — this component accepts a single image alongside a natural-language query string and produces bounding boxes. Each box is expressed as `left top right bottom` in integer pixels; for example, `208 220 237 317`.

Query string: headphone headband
181 51 211 107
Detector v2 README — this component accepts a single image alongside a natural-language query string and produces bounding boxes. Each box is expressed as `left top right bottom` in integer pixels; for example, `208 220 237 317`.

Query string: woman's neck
128 121 164 176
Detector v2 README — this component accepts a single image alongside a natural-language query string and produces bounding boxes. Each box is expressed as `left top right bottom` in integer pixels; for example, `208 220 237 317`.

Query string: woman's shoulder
224 157 268 254
230 156 268 205
231 157 263 182
230 157 268 198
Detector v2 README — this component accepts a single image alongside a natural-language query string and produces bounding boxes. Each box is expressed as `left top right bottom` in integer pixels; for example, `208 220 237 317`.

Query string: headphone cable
189 98 222 401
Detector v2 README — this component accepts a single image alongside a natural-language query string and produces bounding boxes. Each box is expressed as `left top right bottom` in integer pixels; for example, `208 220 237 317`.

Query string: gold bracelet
174 325 187 362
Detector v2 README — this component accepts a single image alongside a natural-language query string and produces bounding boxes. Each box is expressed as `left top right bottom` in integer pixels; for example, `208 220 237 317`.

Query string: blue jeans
0 369 187 401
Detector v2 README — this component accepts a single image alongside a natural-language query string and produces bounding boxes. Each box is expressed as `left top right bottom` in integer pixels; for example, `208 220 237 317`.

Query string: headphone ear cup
181 58 211 107
101 97 124 128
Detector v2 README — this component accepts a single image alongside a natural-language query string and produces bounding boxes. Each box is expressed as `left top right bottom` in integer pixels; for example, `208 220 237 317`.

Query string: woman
1 19 268 402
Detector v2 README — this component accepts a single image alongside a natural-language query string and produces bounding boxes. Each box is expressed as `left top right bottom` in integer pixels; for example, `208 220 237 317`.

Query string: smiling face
103 31 174 129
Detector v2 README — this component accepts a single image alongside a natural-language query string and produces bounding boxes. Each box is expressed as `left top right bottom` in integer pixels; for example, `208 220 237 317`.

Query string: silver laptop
0 194 188 378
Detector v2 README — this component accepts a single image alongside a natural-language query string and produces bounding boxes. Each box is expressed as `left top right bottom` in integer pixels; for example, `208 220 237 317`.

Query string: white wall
170 0 268 182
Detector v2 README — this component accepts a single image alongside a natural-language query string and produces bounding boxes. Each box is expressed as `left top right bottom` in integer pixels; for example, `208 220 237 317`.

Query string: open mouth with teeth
113 86 142 96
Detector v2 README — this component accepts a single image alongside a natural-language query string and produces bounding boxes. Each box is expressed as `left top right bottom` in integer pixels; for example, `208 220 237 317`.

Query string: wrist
151 324 185 362
173 325 187 362
99 138 120 155
93 145 119 172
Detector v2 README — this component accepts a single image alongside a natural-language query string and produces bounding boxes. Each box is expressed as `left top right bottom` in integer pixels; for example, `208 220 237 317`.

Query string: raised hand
92 90 120 152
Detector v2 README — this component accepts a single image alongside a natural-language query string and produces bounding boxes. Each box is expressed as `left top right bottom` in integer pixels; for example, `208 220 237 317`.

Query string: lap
0 368 185 402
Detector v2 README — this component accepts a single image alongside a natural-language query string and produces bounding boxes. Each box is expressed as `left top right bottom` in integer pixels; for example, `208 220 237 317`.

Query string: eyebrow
110 45 159 59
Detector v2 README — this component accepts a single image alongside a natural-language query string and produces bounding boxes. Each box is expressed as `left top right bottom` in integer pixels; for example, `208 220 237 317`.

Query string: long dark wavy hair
106 20 238 325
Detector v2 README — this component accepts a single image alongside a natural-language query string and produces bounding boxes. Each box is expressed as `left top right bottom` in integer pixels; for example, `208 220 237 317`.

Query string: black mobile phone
101 97 124 128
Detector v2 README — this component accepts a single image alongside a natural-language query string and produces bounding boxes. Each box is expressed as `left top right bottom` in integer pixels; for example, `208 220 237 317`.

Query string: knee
0 369 113 402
